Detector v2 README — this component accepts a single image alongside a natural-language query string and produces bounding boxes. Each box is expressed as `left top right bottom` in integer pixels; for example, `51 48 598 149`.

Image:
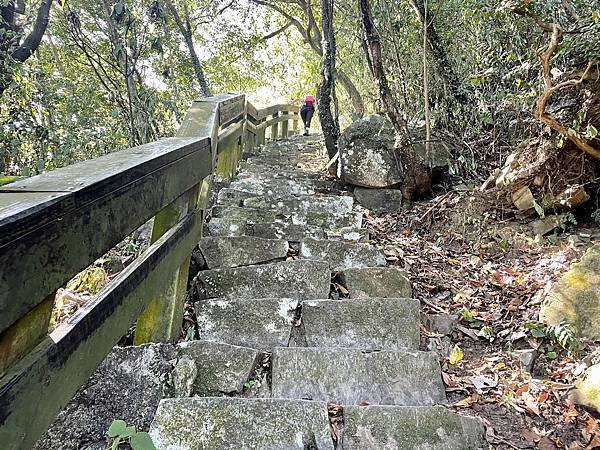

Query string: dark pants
300 105 314 128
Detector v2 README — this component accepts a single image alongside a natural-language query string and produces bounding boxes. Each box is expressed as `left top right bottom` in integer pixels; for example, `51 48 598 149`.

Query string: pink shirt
304 95 315 106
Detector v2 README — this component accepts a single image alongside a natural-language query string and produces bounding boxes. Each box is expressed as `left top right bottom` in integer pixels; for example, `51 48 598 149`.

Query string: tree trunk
409 0 469 107
163 0 211 97
359 0 431 200
101 0 151 145
251 0 364 115
0 0 53 96
358 0 407 135
318 0 341 163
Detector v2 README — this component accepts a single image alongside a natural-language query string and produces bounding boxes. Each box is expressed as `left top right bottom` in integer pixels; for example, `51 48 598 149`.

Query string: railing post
0 292 55 376
271 112 279 140
292 113 299 135
258 119 266 146
282 110 289 139
134 185 200 344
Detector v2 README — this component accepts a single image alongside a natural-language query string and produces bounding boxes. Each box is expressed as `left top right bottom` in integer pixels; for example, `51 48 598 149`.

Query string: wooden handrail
0 93 299 449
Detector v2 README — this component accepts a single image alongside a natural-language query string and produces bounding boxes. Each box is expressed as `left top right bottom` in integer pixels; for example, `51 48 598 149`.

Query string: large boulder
338 115 403 188
540 244 600 340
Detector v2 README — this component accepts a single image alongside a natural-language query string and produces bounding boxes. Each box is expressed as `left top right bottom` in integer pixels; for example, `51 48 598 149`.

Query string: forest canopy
0 0 598 185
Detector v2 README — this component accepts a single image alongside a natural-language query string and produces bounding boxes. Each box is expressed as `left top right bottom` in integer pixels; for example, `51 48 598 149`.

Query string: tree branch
11 0 53 62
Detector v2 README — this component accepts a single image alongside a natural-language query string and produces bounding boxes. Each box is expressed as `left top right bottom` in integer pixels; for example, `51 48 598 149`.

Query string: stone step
297 298 420 350
194 298 298 351
246 221 326 241
198 236 289 268
340 267 412 298
210 206 362 232
216 188 344 207
195 260 331 300
229 177 339 196
149 398 335 450
341 405 486 449
242 195 353 215
173 340 261 397
299 238 386 271
271 347 446 406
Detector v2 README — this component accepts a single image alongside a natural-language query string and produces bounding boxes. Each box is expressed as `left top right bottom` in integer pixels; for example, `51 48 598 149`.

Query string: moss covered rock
540 244 600 340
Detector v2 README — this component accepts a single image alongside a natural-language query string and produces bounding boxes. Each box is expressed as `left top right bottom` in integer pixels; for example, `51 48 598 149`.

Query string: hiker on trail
292 95 315 136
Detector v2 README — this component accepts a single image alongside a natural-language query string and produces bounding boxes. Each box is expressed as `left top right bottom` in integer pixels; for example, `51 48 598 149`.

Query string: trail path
149 135 485 449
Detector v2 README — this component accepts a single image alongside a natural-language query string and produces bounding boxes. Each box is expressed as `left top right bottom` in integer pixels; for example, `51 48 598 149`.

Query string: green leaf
449 344 463 365
530 328 545 338
108 419 127 438
131 432 157 450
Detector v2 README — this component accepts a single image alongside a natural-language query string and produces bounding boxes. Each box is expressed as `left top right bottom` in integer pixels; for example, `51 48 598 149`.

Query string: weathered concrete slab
354 187 403 213
150 398 334 450
341 405 486 449
341 267 412 298
248 221 326 241
230 177 339 196
194 298 297 350
299 239 386 271
243 195 353 215
174 341 260 396
271 347 446 406
196 260 331 300
216 188 259 206
211 205 282 221
540 244 600 340
299 298 419 350
325 227 369 242
292 211 363 230
199 236 288 268
36 344 176 450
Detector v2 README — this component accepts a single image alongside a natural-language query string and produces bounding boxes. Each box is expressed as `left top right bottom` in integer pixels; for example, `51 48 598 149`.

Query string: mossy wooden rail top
0 93 299 449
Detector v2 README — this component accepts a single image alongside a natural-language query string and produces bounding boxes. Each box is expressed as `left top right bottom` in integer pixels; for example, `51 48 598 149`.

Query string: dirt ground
364 187 600 449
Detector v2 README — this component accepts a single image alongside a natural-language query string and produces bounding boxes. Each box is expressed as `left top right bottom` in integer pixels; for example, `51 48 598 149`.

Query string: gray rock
149 398 335 450
340 267 412 299
211 205 281 222
230 177 338 196
176 341 261 395
196 260 330 300
299 298 420 350
425 313 456 336
354 187 403 213
36 344 176 450
243 195 353 215
325 227 370 242
540 244 600 340
271 347 446 406
216 188 260 206
531 214 567 236
172 355 197 397
341 405 486 449
248 221 326 241
292 210 363 230
194 298 298 351
514 349 536 373
299 238 387 271
198 236 288 268
338 115 403 188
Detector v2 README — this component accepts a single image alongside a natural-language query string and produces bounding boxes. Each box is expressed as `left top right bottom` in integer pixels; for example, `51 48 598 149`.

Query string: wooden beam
0 209 203 449
0 138 211 335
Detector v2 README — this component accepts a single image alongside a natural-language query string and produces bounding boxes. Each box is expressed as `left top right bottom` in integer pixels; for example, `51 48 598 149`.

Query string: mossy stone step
246 221 326 241
229 177 339 196
341 267 412 298
173 341 261 397
297 298 420 350
242 195 353 215
299 238 386 271
198 236 288 268
194 298 298 351
341 405 486 449
271 347 446 406
195 260 330 300
149 397 335 450
210 206 362 232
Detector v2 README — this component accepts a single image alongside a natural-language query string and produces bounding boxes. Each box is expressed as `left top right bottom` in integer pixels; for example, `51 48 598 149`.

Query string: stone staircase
148 135 485 449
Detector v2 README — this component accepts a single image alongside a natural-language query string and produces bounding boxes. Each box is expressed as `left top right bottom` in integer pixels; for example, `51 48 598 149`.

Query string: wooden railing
0 93 300 448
